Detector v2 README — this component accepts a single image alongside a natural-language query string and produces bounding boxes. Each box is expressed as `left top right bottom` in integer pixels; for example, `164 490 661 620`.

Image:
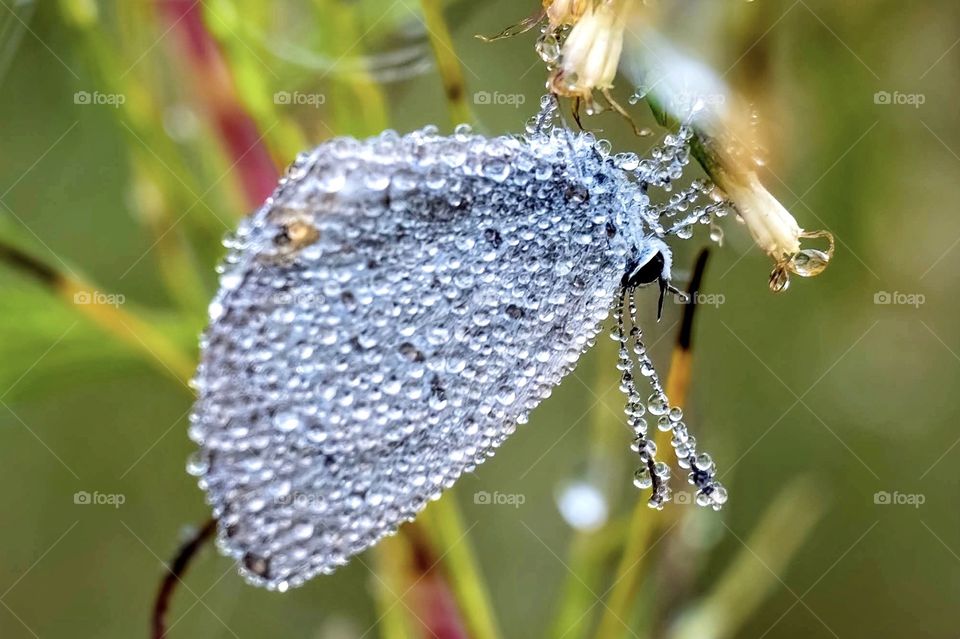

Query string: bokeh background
1 1 958 638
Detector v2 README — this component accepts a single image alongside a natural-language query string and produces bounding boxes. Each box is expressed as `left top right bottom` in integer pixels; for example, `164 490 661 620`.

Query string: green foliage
1 2 958 639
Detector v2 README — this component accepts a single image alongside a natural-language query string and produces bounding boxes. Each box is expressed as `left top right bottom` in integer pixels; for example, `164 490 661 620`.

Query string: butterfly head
623 236 686 319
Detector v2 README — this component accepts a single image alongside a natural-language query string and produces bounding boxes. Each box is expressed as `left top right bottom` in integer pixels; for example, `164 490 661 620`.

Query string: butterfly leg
614 287 671 508
600 88 644 138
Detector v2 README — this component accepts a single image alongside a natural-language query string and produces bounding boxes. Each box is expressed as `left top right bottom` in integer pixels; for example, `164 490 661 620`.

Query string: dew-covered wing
189 128 637 590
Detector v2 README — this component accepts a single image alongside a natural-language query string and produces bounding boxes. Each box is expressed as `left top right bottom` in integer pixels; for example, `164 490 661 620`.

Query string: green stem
418 0 472 128
548 336 624 639
311 0 390 136
668 478 825 639
548 515 631 639
421 492 503 639
0 241 195 388
646 94 730 185
371 537 420 639
58 0 211 314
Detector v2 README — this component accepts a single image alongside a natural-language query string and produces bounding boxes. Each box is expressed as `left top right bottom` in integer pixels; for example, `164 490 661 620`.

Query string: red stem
406 526 470 639
152 518 218 639
158 0 279 208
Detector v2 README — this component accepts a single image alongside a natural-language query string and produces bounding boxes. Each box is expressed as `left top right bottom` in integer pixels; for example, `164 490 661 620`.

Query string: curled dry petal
723 172 801 260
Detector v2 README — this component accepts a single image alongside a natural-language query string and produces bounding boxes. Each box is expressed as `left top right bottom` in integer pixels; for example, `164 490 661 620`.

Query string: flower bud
554 0 631 96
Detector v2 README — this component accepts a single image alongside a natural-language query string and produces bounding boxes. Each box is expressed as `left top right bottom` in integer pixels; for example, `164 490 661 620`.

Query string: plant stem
420 493 503 639
549 335 624 639
199 0 309 161
548 517 632 639
58 0 211 314
0 241 195 387
418 0 472 128
667 478 825 639
310 0 390 136
372 536 421 639
158 0 280 208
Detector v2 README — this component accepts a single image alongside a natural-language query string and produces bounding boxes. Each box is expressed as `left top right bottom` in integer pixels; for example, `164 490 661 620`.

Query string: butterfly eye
624 250 666 288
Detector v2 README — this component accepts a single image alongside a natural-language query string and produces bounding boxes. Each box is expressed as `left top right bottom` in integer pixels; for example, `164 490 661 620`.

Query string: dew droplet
633 467 653 489
274 412 303 432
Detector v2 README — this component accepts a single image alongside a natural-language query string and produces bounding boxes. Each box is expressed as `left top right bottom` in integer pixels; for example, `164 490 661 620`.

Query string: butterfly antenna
614 249 727 510
152 518 218 639
615 288 670 507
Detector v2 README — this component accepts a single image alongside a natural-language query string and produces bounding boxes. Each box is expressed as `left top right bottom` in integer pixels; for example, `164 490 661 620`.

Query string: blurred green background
1 1 958 638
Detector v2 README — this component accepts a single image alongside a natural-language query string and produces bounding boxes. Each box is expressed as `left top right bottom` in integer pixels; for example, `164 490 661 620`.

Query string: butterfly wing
190 128 638 590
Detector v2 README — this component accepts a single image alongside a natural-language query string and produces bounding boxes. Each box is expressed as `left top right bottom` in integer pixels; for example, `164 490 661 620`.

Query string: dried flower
622 34 834 291
544 0 590 28
723 172 801 259
718 171 833 291
552 0 631 97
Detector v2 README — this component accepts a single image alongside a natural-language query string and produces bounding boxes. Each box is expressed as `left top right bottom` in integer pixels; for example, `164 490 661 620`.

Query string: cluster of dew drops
532 15 730 246
626 85 732 243
616 88 730 510
613 289 727 511
527 85 731 512
609 115 730 511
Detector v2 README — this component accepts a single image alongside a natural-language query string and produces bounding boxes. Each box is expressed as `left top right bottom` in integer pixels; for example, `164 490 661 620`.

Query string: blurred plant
623 33 835 291
497 0 834 291
0 1 833 638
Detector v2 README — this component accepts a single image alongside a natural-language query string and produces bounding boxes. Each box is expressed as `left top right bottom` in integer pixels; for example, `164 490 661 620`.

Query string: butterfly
188 111 727 591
